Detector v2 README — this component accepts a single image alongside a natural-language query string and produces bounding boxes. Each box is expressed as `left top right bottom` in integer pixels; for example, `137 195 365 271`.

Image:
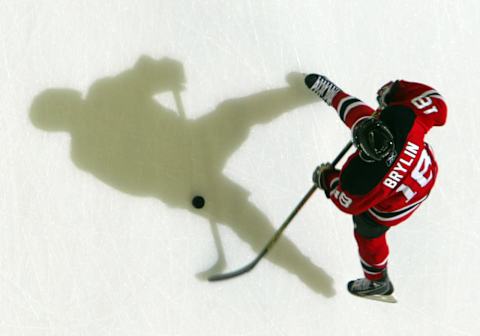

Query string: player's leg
348 214 394 296
304 74 376 129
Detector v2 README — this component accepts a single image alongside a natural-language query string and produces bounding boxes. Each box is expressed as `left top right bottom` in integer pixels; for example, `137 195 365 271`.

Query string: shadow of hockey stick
208 141 354 282
196 219 227 280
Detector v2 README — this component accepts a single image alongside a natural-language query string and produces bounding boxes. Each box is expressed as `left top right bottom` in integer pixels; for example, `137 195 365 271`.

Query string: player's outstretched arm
383 80 447 130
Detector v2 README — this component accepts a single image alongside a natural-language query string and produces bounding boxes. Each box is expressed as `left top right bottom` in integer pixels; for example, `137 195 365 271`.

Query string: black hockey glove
376 80 400 109
312 163 335 198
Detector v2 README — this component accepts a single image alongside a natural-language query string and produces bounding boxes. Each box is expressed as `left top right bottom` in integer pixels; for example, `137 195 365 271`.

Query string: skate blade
353 294 398 304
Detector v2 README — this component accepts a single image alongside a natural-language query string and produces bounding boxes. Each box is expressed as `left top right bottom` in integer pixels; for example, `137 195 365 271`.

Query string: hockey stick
208 140 354 282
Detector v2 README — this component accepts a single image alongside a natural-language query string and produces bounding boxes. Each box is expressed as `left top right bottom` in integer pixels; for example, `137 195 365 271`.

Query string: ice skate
304 73 340 105
347 275 397 303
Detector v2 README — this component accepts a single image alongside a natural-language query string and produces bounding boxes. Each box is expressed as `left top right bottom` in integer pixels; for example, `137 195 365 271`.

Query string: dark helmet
352 117 395 162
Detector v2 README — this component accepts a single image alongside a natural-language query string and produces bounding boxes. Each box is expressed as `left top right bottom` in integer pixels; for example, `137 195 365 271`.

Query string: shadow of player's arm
192 82 317 160
202 84 316 127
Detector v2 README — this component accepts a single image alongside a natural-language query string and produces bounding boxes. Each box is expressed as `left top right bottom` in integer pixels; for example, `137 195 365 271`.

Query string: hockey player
305 74 447 297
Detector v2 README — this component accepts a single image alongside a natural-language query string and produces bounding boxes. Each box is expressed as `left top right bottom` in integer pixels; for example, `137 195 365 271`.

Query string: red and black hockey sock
354 231 389 281
352 214 391 281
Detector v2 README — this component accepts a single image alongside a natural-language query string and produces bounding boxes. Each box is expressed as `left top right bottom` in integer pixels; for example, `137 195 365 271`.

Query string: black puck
192 196 205 209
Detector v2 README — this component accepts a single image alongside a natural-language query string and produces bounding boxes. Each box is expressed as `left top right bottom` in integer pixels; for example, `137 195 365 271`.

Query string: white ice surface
1 1 480 335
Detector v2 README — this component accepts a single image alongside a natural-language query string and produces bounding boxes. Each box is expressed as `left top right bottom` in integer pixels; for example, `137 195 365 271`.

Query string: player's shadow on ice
29 56 335 297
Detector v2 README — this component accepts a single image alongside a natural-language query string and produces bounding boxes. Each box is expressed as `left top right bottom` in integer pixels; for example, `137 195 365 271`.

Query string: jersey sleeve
329 187 380 215
388 80 447 132
323 156 387 215
330 91 376 129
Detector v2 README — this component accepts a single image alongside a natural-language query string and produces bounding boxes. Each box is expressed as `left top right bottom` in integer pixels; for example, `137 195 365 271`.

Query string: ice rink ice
1 1 480 335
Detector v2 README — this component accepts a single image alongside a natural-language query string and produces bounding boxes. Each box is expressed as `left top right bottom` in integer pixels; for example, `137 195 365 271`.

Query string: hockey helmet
352 117 395 162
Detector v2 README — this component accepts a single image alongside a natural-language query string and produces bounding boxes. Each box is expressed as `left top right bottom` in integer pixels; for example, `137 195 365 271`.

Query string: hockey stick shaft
208 140 353 282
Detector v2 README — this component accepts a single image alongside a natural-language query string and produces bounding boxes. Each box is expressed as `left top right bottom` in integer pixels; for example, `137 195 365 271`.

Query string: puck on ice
192 196 205 209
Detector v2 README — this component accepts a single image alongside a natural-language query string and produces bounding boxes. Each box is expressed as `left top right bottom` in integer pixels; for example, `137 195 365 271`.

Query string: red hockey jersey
325 80 447 226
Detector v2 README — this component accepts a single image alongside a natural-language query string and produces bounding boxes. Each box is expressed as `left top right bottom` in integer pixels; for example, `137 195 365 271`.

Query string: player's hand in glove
376 80 399 110
312 163 337 198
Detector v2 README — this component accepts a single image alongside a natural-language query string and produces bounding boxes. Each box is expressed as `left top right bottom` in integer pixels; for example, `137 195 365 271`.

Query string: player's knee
353 214 389 239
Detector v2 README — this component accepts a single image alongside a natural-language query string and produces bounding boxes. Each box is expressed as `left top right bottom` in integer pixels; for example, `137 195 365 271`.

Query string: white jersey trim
368 204 420 222
329 177 339 189
372 195 428 213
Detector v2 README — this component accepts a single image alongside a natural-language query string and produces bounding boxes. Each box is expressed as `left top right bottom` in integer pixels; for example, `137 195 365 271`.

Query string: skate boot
347 274 394 297
304 73 341 106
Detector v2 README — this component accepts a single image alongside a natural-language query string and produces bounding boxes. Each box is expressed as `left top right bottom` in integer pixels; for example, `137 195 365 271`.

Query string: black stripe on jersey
331 179 339 189
426 93 444 101
369 203 419 219
338 97 362 121
421 89 444 101
425 93 439 98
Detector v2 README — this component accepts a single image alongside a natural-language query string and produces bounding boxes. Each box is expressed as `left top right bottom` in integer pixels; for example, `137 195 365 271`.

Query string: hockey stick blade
207 198 309 281
208 253 264 281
